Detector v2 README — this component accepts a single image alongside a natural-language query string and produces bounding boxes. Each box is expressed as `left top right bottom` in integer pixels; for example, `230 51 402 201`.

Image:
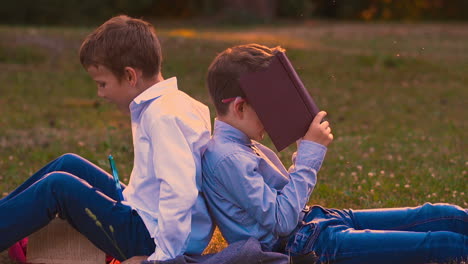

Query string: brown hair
79 15 162 80
206 43 285 116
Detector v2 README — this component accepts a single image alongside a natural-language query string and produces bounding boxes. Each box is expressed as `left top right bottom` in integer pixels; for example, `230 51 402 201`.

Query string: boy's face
86 65 133 112
241 103 265 141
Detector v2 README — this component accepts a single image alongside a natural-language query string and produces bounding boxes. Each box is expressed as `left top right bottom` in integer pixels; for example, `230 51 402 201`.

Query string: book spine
277 52 319 118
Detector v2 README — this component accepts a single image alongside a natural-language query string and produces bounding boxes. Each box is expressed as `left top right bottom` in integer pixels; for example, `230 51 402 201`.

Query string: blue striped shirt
202 120 327 250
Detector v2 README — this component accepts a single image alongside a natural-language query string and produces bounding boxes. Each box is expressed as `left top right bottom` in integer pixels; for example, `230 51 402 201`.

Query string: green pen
108 155 124 202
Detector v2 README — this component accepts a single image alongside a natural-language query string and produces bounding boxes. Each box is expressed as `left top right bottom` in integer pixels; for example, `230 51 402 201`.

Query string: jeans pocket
285 221 321 256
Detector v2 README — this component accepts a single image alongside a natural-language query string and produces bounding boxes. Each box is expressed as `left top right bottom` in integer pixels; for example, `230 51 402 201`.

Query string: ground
0 20 466 263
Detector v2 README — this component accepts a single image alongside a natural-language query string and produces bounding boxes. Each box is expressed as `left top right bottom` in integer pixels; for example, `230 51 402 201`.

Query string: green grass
0 21 466 261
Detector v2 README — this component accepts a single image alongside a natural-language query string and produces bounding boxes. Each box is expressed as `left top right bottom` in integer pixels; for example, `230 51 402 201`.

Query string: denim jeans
0 153 155 261
286 204 467 264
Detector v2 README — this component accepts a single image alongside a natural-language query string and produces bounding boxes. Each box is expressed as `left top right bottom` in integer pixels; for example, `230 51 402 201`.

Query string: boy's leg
314 225 467 264
289 205 467 263
347 202 468 235
0 172 153 261
1 153 125 203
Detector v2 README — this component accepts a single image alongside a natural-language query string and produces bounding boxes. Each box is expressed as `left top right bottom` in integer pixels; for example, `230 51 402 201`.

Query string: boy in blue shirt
1 15 213 263
202 43 467 264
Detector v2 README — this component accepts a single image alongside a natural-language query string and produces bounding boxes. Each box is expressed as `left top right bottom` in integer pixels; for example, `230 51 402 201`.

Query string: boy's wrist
298 139 327 150
295 140 327 171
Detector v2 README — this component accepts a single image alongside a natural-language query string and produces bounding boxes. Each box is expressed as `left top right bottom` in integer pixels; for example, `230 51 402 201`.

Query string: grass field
0 21 467 262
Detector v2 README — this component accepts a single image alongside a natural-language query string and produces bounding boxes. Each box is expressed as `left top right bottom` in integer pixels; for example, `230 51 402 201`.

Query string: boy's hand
303 111 333 147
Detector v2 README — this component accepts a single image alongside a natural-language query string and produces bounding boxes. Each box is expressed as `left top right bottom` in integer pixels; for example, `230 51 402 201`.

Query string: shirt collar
213 119 252 145
132 77 178 106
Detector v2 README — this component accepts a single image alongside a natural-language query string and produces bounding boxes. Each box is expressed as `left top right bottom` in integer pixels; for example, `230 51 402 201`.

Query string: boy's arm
213 140 326 236
147 114 201 261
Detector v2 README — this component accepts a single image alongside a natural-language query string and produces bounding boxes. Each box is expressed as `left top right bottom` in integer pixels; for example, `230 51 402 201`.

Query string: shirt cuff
147 247 172 262
295 140 327 171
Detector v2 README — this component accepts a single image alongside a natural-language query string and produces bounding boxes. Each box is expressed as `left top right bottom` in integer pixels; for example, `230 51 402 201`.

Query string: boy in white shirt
0 15 213 263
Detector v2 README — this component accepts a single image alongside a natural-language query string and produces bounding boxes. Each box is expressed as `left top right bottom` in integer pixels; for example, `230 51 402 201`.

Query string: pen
108 154 124 202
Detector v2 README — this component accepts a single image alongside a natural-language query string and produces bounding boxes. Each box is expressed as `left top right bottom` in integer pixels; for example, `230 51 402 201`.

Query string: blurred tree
114 0 153 17
314 0 468 21
0 0 466 25
224 0 277 19
277 0 316 19
218 0 278 23
0 0 151 25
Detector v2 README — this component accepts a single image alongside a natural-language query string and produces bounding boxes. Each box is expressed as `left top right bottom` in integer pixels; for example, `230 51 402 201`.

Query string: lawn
0 21 466 261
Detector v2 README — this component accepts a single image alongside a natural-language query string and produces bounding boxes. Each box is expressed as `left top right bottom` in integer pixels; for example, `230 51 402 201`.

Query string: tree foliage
0 0 466 25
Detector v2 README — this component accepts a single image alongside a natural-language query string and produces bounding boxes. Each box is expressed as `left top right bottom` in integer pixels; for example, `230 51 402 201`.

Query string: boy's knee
42 172 80 191
421 202 466 216
58 153 83 163
428 231 467 251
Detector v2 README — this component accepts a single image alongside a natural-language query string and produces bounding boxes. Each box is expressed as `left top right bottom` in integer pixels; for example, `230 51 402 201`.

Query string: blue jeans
286 204 467 264
0 153 154 261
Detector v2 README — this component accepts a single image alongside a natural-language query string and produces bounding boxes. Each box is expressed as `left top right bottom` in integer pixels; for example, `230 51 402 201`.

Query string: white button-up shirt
123 77 213 260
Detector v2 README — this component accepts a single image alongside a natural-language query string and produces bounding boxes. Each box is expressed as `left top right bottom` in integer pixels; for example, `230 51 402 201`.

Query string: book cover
238 51 319 151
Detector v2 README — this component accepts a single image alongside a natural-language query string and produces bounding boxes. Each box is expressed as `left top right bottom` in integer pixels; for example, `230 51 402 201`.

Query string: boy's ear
123 67 139 86
231 98 246 119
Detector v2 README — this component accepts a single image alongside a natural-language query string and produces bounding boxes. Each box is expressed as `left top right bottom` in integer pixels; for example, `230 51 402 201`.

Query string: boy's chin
253 133 265 141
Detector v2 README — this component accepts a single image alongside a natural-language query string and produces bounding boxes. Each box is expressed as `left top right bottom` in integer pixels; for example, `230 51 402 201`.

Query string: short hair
79 15 162 81
206 44 285 116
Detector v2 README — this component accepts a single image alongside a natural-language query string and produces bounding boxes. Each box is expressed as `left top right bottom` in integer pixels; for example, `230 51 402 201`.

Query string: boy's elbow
163 181 198 208
275 219 299 237
276 227 295 237
180 187 198 204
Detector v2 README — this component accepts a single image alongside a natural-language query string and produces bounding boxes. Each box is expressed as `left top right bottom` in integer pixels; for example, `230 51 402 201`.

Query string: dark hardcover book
239 51 320 152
